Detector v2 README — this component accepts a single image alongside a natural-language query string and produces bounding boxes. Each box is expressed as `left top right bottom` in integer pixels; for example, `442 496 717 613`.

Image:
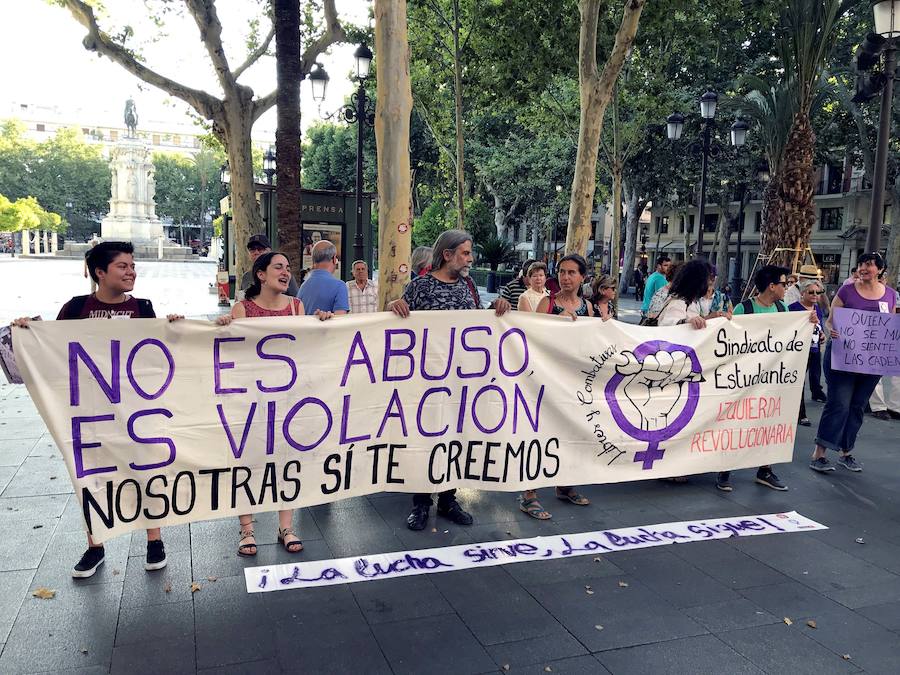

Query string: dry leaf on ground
783 617 793 626
32 587 55 600
842 654 851 660
806 620 817 629
618 581 629 588
206 576 218 582
190 582 202 593
163 582 172 593
594 625 603 631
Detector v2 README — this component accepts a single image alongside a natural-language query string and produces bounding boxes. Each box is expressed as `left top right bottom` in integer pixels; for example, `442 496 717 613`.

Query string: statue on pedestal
124 98 138 138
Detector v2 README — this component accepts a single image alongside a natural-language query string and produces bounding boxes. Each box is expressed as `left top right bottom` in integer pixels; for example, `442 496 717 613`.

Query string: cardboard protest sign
831 307 900 376
13 311 812 543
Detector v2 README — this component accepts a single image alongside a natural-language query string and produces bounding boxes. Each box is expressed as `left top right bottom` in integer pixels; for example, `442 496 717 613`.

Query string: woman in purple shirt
810 253 896 474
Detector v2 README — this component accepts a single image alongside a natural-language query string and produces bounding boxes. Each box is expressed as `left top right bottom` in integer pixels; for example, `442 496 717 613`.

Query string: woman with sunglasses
810 252 896 474
591 273 617 320
790 279 827 426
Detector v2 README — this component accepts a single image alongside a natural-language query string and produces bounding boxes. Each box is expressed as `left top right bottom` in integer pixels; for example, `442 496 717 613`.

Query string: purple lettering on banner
266 401 276 455
340 394 372 444
420 328 455 380
383 329 416 382
126 339 175 400
127 408 177 471
512 383 544 433
498 328 529 377
68 341 121 406
72 414 117 478
471 384 508 434
340 331 376 386
216 403 257 459
255 334 298 392
456 327 491 378
213 337 247 395
456 385 469 433
377 389 409 437
416 387 451 437
831 307 900 376
283 397 333 452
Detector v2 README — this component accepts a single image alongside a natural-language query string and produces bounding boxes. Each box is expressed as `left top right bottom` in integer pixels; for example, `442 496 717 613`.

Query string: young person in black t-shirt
12 242 183 578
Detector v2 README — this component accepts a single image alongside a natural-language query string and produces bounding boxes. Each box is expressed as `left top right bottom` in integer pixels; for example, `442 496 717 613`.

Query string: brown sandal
556 488 590 506
278 527 303 554
238 527 257 557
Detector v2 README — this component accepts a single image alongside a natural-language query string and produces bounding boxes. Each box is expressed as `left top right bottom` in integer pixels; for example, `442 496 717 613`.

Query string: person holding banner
811 252 897 474
11 241 184 578
390 229 511 530
215 251 335 555
591 273 617 321
789 279 827 427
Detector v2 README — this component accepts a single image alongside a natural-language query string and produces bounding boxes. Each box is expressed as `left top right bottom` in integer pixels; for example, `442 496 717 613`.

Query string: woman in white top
656 259 715 329
517 262 549 312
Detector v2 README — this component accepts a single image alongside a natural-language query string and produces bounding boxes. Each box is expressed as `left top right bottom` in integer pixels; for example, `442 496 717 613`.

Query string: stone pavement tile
808 523 900 575
503 550 625 588
198 659 281 674
528 575 707 651
596 634 764 674
192 575 272 671
667 539 792 589
0 569 35 642
2 455 73 498
608 547 739 609
857 601 900 632
731 532 898 593
391 521 476 550
0 417 46 441
33 667 110 675
111 635 195 675
350 574 455 625
30 529 132 587
717 623 861 675
0 493 69 523
115 599 194 645
27 433 58 456
0 466 16 493
739 580 847 619
274 618 391 674
260 581 366 628
485 630 589 669
683 598 780 632
580 502 679 531
371 613 495 675
120 549 193 608
127 523 191 557
308 496 375 517
0 515 55 572
429 567 564 645
797 605 900 673
514 655 611 674
0 437 39 467
0 581 122 674
190 534 333 581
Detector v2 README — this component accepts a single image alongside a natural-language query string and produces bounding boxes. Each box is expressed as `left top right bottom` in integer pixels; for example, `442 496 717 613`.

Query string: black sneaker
72 546 105 578
872 410 891 421
837 454 862 472
812 393 827 403
755 468 788 491
145 540 167 571
798 417 811 427
437 500 474 526
716 472 733 492
809 457 835 472
406 505 430 531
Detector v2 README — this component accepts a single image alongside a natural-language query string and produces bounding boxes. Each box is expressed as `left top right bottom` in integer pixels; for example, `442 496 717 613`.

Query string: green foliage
0 193 63 233
475 233 518 270
301 120 377 193
412 201 452 248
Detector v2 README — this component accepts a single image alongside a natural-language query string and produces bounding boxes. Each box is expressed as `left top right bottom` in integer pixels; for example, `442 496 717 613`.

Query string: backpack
61 295 154 320
740 299 786 314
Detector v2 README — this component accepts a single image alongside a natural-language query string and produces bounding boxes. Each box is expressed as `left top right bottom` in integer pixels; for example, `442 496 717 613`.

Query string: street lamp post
310 44 374 265
866 1 899 253
639 224 649 265
667 93 748 259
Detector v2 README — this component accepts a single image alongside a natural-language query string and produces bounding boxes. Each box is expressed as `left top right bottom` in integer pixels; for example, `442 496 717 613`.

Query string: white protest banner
13 311 813 543
830 307 900 376
244 511 827 593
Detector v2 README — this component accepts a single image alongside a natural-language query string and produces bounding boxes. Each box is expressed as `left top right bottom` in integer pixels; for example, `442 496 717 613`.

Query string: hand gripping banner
13 311 813 542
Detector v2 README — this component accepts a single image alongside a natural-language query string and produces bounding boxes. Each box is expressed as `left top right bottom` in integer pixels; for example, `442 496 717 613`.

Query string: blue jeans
815 342 881 453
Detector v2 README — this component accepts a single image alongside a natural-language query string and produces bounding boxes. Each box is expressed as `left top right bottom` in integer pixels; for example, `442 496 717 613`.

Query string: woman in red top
216 251 334 556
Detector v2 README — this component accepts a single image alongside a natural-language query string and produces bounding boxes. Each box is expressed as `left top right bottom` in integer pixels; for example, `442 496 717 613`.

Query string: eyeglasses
806 290 823 295
774 281 787 286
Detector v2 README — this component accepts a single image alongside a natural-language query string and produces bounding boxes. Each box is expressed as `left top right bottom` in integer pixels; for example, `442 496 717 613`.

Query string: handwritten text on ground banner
831 307 900 376
13 311 813 542
244 511 827 593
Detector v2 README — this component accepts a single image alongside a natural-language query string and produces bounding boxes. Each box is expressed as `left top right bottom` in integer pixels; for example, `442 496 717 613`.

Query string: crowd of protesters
8 229 898 579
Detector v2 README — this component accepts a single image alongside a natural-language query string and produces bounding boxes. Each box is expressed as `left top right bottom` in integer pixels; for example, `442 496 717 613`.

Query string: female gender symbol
603 340 702 470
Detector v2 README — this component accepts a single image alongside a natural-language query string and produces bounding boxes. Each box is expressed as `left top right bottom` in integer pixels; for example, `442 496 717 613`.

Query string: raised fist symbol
614 349 704 432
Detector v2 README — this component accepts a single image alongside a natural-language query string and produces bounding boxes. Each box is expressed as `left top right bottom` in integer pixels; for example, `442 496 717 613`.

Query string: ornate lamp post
666 93 748 258
263 146 276 185
310 43 375 264
639 224 649 263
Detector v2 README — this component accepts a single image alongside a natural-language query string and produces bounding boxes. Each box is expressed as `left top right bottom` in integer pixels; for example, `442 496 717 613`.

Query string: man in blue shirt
641 255 672 315
297 240 350 315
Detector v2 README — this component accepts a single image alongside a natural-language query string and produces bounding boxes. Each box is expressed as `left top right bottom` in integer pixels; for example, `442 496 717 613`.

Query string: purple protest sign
830 307 900 376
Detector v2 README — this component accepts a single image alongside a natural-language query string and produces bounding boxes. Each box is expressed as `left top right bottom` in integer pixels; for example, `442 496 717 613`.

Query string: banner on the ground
13 311 812 542
831 307 900 376
244 511 827 593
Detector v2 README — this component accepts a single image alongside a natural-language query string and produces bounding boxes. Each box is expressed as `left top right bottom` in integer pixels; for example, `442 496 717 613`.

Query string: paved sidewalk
1 381 899 674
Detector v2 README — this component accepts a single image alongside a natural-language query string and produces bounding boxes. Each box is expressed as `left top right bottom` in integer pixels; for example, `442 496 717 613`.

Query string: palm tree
770 0 846 258
476 233 518 293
